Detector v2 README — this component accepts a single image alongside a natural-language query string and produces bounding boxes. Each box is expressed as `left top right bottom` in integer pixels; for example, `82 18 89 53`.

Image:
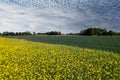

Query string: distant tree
18 32 22 35
2 32 9 36
46 31 61 35
102 31 108 35
37 33 45 35
9 32 15 35
33 32 36 35
80 28 94 35
2 31 32 36
108 30 114 35
80 28 110 36
16 32 19 35
22 31 32 35
67 33 74 35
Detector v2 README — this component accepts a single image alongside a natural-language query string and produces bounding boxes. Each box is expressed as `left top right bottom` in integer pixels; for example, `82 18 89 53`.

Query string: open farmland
0 37 120 80
7 35 120 54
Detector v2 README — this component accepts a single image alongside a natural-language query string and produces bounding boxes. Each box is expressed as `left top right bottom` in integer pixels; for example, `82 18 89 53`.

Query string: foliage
66 28 120 36
0 37 120 79
2 31 32 36
37 31 61 35
80 28 120 36
1 28 120 36
80 28 106 35
0 31 61 36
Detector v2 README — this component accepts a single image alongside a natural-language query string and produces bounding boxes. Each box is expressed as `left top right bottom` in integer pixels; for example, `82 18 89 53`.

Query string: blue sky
0 0 120 33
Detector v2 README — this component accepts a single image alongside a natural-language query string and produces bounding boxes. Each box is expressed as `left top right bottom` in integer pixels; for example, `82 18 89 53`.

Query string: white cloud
0 1 85 33
0 0 120 33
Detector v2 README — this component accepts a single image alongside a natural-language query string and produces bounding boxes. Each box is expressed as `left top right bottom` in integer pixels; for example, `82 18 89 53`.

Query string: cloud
0 0 120 33
0 1 84 33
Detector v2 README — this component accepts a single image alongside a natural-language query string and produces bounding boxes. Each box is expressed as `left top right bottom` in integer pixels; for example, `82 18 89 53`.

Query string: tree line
67 28 120 36
0 31 61 36
82 28 120 36
0 31 32 36
0 28 120 36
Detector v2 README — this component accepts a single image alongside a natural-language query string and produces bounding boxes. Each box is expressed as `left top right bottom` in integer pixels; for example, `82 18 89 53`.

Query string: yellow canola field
0 37 120 80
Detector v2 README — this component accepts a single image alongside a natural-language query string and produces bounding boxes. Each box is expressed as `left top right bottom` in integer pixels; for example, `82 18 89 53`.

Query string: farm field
7 35 120 54
0 37 120 79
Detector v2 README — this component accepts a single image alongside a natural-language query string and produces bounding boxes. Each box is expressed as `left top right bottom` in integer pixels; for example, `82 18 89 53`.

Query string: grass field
7 35 120 54
0 37 120 79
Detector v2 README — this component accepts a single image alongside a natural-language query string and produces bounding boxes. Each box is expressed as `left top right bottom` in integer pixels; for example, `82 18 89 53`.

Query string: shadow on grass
6 35 120 54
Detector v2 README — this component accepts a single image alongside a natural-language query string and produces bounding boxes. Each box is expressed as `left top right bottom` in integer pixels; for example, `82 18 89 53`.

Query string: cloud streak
0 0 120 33
0 1 83 33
